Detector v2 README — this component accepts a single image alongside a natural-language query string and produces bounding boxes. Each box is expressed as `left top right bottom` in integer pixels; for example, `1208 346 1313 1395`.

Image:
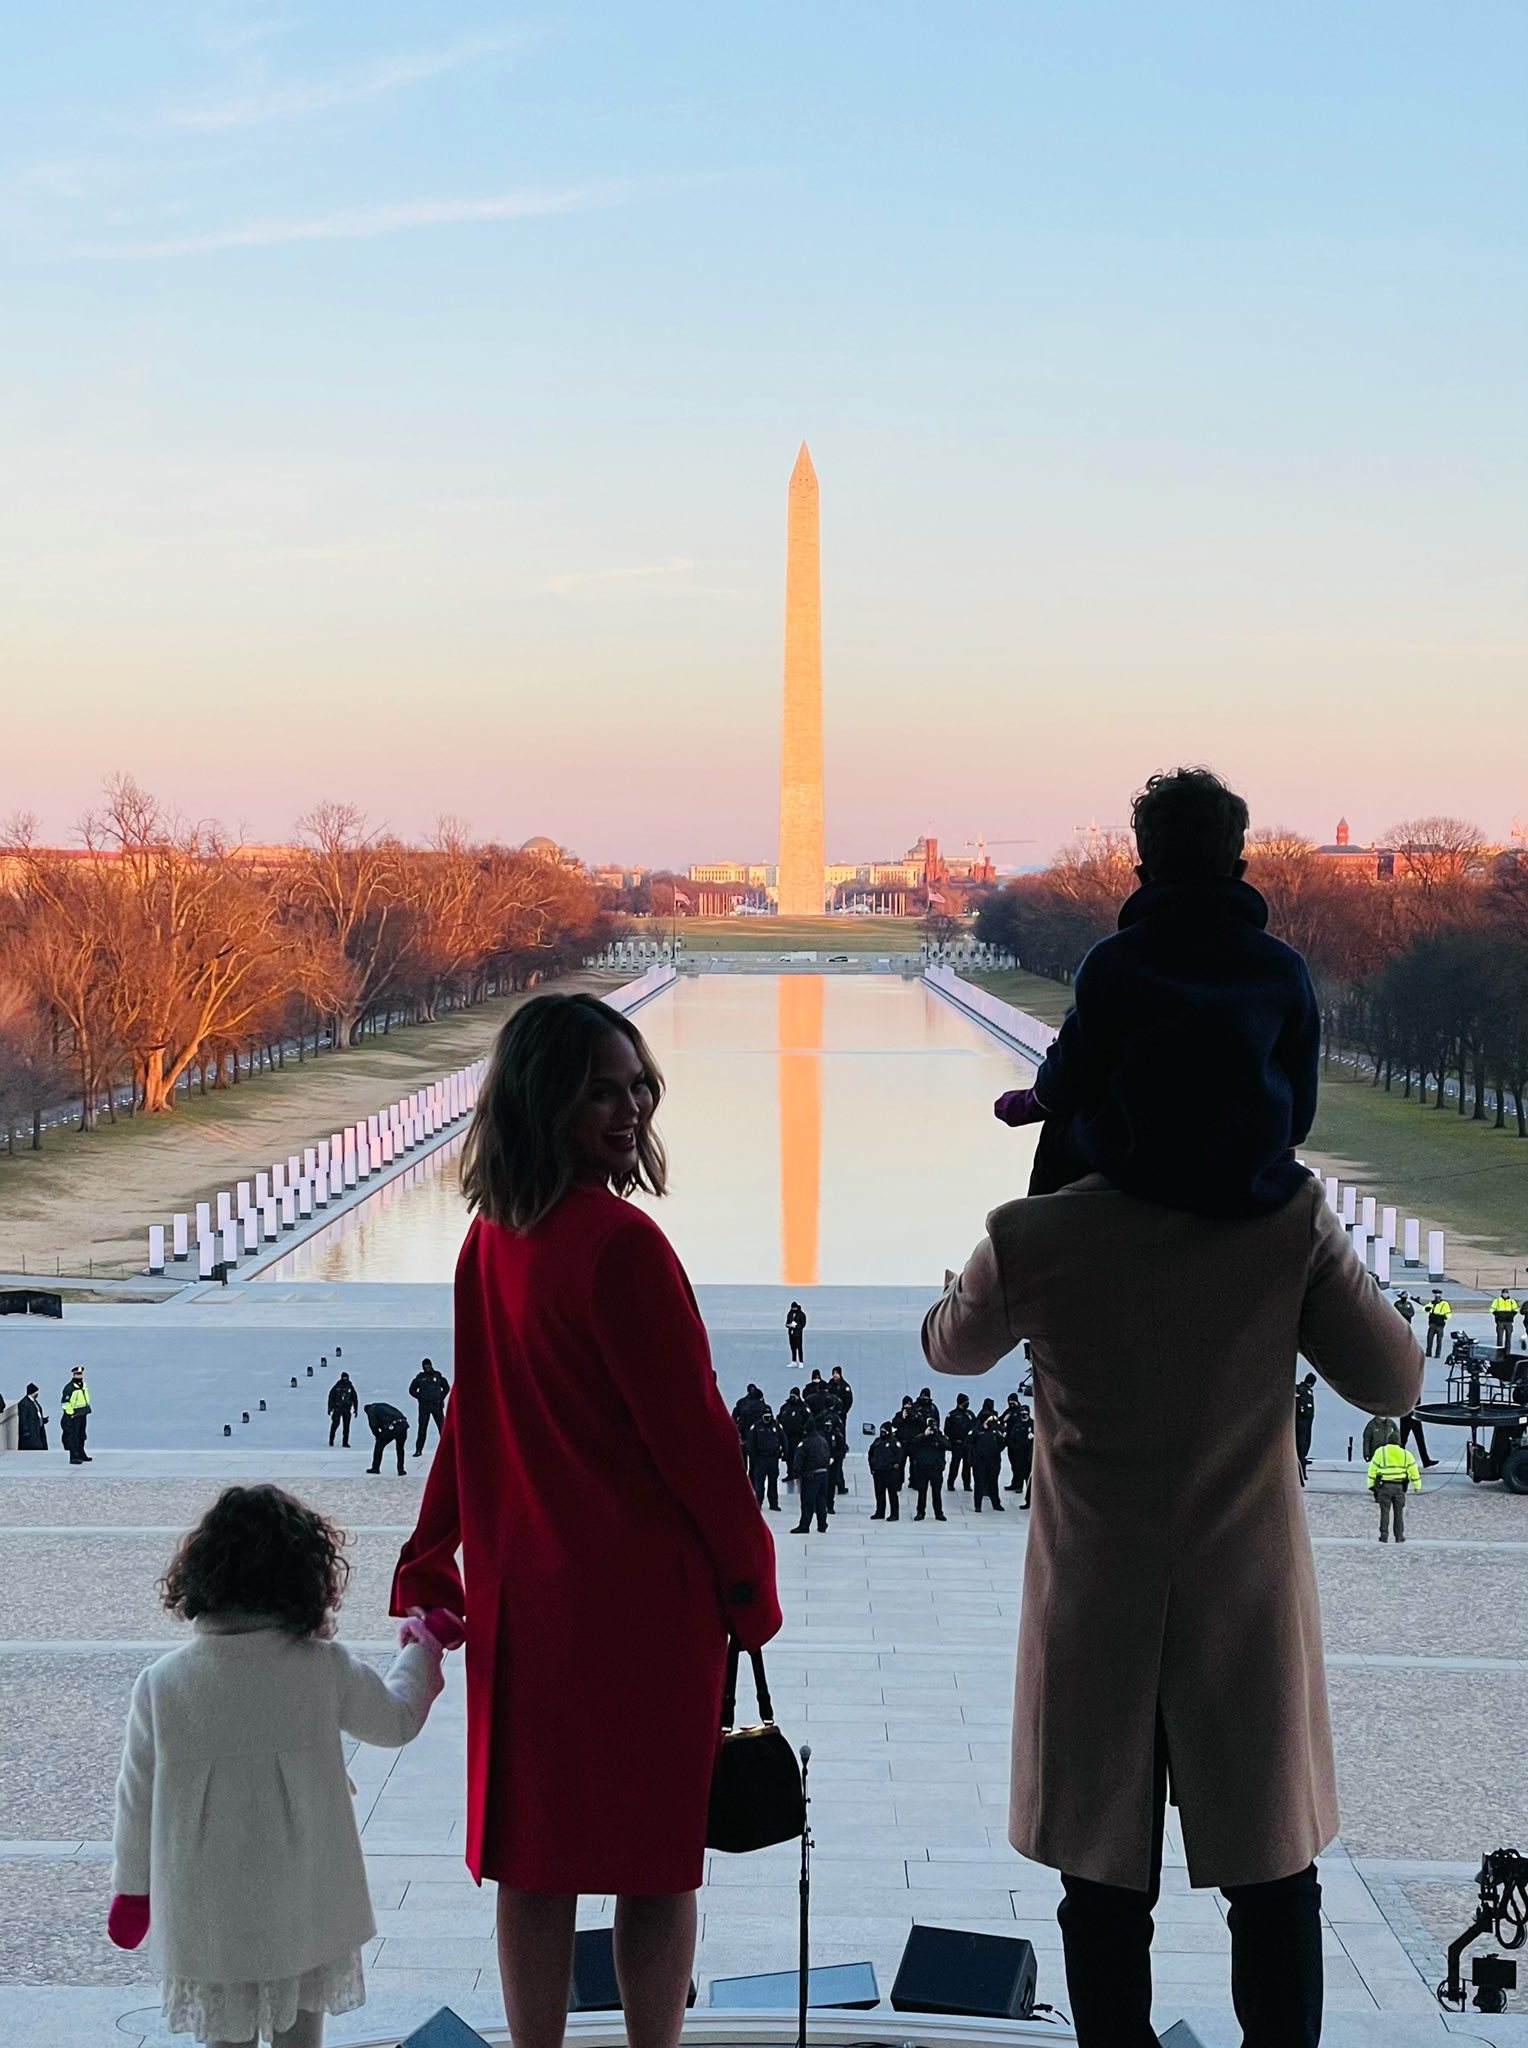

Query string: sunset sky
3 3 1524 866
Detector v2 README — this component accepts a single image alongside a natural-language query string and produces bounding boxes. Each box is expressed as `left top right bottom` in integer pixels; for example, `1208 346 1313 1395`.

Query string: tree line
974 817 1528 1136
0 778 611 1150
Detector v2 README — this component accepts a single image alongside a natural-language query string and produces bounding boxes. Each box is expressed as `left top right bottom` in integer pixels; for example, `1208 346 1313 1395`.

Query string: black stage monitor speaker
1159 2026 1208 2048
399 2009 491 2047
709 1961 879 2010
568 1927 699 2012
890 1925 1037 2019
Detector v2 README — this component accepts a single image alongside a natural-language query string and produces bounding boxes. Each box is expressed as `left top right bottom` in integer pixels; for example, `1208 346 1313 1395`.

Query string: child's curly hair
160 1484 350 1637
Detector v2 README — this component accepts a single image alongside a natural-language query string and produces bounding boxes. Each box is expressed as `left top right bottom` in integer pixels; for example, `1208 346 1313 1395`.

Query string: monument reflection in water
258 976 1040 1288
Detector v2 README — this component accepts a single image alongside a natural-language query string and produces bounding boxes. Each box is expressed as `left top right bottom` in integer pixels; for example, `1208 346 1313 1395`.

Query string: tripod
797 1744 814 2048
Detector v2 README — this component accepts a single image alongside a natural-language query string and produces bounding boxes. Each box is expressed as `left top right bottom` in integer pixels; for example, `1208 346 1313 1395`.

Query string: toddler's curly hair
160 1483 350 1637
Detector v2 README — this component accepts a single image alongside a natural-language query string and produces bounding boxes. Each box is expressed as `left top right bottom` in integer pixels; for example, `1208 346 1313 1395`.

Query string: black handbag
706 1640 805 1852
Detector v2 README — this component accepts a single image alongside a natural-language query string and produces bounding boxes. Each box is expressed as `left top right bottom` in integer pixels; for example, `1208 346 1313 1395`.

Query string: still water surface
260 976 1040 1286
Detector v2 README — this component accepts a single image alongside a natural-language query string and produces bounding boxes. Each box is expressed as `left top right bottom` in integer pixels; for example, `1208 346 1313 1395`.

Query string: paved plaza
1 1293 1526 2045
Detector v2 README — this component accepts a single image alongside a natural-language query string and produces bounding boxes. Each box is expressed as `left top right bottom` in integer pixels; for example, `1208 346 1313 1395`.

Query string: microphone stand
798 1744 813 2048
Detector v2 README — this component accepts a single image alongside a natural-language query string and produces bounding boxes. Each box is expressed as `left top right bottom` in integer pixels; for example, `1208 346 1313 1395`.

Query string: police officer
791 1422 832 1533
828 1366 854 1420
786 1301 807 1364
60 1366 92 1464
971 1418 1006 1511
868 1424 905 1521
732 1383 765 1446
747 1406 785 1511
327 1370 359 1448
820 1399 848 1509
944 1392 975 1491
1361 1414 1400 1461
1425 1290 1451 1358
1294 1373 1316 1486
801 1369 830 1416
1491 1290 1521 1355
1004 1395 1034 1500
364 1400 409 1475
1393 1291 1417 1330
913 1386 941 1432
1367 1432 1422 1542
408 1358 449 1455
778 1388 808 1482
908 1424 949 1522
893 1396 921 1454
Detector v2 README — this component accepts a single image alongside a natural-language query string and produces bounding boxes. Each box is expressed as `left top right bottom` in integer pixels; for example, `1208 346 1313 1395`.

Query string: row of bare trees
0 779 611 1149
974 818 1528 1134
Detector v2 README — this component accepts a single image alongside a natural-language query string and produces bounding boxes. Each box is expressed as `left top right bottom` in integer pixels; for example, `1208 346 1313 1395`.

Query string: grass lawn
0 974 619 1277
962 966 1528 1286
663 916 926 955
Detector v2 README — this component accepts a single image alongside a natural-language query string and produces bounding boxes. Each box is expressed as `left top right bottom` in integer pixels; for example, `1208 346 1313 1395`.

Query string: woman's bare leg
496 1888 577 2048
613 1890 698 2048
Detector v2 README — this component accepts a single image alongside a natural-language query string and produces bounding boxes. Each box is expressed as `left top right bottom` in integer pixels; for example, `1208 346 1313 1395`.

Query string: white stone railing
146 966 679 1277
923 963 1058 1065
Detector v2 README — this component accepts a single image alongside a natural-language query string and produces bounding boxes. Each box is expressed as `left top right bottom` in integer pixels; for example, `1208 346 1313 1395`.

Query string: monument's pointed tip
791 439 816 480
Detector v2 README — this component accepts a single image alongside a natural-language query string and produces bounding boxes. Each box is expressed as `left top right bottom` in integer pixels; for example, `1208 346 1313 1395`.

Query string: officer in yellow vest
1424 1292 1451 1358
1366 1433 1421 1542
60 1366 92 1464
1491 1291 1520 1354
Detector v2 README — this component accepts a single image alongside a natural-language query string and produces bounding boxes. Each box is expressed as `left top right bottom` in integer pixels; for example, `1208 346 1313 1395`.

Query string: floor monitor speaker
708 1961 879 2009
1159 2027 1208 2048
568 1927 699 2012
399 2010 491 2047
890 1925 1037 2019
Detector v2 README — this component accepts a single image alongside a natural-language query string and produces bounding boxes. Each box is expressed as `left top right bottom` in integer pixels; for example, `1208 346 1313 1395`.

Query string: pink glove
108 1893 150 1950
994 1088 1046 1127
397 1607 466 1653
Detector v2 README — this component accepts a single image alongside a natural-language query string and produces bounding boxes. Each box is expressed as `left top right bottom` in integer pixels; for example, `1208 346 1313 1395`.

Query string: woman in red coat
391 992 781 2048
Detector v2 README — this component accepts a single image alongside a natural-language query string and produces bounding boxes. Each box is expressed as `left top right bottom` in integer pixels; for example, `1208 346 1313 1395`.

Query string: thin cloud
160 30 521 131
546 559 696 595
76 179 638 258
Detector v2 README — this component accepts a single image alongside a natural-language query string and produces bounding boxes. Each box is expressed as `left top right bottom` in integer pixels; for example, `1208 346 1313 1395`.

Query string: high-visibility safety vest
61 1383 91 1418
1367 1442 1422 1491
1427 1300 1451 1320
1491 1296 1520 1316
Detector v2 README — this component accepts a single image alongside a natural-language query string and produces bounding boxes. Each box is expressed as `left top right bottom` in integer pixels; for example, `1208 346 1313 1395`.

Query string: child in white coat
109 1483 464 2047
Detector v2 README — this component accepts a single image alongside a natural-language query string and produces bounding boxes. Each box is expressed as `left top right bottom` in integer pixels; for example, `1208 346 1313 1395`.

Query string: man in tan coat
925 1175 1420 2047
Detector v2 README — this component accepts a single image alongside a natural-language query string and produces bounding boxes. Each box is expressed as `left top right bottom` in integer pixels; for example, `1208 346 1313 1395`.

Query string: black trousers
329 1411 351 1447
414 1402 444 1455
947 1444 971 1490
871 1476 900 1520
369 1424 407 1474
832 1455 847 1495
1426 1320 1445 1356
750 1460 780 1510
63 1416 87 1462
973 1467 1003 1510
788 1332 804 1362
1058 1714 1323 2048
1006 1444 1031 1490
913 1475 945 1520
794 1472 829 1531
1398 1410 1432 1461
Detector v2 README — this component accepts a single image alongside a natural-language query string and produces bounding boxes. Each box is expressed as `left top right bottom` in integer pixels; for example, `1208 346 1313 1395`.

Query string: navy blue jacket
1033 878 1319 1217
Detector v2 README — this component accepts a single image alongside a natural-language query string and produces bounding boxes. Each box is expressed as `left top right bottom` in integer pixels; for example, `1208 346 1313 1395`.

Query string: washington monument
777 441 825 917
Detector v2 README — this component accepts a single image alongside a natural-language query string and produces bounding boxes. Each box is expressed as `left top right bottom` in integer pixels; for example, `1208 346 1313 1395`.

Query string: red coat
390 1184 781 1893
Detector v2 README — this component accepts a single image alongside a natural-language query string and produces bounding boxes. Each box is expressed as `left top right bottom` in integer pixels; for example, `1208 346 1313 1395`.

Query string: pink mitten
108 1893 150 1950
994 1088 1045 1127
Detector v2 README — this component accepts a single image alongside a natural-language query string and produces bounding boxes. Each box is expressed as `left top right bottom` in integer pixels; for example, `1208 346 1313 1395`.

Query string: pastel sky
3 3 1524 867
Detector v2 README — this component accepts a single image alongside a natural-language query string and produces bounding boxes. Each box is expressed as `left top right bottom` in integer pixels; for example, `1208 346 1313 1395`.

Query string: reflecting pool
258 975 1040 1286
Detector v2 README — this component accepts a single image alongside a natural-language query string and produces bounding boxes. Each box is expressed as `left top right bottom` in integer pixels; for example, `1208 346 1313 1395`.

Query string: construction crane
965 833 1035 867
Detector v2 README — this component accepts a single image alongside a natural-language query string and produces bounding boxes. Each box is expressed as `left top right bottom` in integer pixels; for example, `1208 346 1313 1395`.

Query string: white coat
112 1623 442 1984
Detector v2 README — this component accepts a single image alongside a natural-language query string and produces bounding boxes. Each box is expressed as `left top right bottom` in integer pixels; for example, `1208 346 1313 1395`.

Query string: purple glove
108 1894 150 1950
994 1088 1046 1127
397 1607 466 1653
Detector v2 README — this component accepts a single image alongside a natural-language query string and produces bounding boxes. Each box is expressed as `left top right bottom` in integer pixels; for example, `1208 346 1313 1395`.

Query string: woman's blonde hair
460 993 667 1231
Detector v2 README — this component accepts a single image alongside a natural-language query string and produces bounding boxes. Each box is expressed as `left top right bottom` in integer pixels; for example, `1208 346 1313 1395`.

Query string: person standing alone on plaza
1425 1289 1451 1357
1367 1432 1422 1541
392 993 779 2048
408 1359 450 1456
785 1300 806 1364
17 1384 48 1451
61 1366 92 1464
327 1372 358 1449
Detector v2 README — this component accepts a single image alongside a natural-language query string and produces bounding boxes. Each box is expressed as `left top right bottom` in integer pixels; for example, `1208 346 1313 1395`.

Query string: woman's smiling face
568 1029 655 1183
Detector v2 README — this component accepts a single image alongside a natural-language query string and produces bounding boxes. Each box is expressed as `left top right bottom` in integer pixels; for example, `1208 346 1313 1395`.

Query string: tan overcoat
923 1176 1421 1892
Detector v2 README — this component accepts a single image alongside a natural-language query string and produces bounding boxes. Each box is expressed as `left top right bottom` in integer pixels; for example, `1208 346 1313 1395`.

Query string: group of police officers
732 1365 1034 1535
325 1356 450 1473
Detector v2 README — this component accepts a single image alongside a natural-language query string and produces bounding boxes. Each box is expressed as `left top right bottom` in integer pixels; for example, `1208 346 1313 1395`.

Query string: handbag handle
720 1638 776 1730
